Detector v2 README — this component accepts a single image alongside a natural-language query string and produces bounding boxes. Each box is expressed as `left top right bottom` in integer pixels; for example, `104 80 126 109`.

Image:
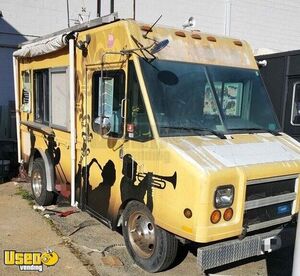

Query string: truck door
84 62 127 225
284 77 300 139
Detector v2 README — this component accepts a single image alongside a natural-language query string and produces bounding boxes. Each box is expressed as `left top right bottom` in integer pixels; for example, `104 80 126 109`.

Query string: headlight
214 185 234 208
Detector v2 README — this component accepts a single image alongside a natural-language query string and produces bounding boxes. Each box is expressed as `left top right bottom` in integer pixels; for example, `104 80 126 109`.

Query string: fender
28 148 55 192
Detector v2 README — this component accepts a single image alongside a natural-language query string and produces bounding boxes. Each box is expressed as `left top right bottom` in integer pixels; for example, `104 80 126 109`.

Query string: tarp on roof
13 33 68 58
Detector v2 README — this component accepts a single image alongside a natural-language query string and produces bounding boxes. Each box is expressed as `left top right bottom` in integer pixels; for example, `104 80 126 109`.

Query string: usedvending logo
4 249 59 272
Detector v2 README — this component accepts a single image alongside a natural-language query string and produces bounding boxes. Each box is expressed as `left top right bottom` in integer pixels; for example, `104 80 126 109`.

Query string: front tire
31 158 54 206
122 201 178 272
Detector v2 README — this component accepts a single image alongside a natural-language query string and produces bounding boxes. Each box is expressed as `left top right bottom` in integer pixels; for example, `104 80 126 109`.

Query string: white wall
0 0 97 38
113 0 300 52
229 0 300 52
2 0 300 60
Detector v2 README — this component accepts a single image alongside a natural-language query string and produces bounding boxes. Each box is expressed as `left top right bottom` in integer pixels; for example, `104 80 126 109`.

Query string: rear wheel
31 158 54 206
122 201 178 272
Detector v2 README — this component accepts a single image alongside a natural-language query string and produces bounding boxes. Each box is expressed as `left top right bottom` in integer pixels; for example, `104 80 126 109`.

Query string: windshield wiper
160 126 226 139
228 127 281 136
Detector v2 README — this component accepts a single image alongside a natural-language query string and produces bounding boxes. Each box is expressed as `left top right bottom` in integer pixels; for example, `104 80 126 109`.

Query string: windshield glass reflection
139 58 280 137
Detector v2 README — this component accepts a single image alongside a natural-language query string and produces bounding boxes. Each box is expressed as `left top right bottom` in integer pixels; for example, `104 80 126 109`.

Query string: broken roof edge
20 12 119 48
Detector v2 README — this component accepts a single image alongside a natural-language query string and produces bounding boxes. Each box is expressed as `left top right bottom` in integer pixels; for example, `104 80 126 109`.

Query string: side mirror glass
151 39 169 54
94 116 111 136
101 117 111 135
95 77 114 136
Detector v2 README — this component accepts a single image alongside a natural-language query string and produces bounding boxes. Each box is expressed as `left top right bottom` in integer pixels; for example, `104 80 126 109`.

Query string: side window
21 70 31 113
291 82 300 125
50 68 70 130
92 70 125 138
33 68 69 130
34 70 49 124
127 61 152 141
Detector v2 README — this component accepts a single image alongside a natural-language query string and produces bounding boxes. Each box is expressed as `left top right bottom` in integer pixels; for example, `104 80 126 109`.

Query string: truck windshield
139 58 280 137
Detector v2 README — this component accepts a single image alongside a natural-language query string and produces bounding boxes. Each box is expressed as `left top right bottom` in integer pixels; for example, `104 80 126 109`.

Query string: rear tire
31 158 54 206
122 201 178 272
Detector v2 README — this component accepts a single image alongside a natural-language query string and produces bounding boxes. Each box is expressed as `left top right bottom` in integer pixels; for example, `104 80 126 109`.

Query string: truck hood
161 133 300 173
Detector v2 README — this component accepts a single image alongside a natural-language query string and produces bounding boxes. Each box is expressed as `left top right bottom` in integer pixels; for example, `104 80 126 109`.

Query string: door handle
121 98 126 119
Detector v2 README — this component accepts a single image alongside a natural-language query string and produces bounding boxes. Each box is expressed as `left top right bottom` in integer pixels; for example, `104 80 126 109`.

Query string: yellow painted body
17 19 300 244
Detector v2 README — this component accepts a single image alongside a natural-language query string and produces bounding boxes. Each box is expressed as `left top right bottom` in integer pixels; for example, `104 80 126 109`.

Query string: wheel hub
32 171 42 198
128 212 156 258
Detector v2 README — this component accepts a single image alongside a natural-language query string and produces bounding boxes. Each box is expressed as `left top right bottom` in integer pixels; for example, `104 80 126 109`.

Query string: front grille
244 201 293 226
244 175 297 232
246 178 295 201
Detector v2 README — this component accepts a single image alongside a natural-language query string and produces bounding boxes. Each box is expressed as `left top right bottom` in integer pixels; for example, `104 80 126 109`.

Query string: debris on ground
68 219 101 236
100 255 124 267
33 204 79 217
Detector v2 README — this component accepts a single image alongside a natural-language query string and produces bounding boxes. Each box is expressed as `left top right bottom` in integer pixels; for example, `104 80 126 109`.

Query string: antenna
144 15 162 38
66 0 70 27
133 0 136 20
182 16 196 29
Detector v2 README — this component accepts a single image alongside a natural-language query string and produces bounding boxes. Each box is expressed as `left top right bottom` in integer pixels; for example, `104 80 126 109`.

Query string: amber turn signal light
223 208 234 221
184 208 192 219
210 210 221 224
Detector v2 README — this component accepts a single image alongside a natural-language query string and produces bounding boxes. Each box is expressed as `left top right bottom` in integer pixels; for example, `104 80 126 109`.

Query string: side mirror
101 117 111 135
94 76 115 137
94 116 111 136
150 39 169 54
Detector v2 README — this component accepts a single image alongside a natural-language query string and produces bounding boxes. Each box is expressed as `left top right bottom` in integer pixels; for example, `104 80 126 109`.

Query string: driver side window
126 61 152 141
92 70 125 138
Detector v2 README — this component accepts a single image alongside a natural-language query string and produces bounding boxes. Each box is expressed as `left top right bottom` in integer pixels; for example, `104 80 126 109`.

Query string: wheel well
28 148 55 192
28 149 42 177
33 150 41 159
115 199 144 229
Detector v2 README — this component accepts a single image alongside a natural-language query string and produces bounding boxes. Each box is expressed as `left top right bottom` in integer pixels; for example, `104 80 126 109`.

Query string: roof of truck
16 14 258 69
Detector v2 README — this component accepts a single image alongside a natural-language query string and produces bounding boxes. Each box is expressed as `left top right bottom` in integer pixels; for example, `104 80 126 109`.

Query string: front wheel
122 201 178 272
31 158 54 206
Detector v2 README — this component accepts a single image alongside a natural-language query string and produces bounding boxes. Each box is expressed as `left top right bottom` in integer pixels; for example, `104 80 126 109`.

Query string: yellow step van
13 13 300 272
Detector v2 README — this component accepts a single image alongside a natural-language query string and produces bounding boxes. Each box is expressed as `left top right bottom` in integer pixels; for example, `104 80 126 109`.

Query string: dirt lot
0 181 295 276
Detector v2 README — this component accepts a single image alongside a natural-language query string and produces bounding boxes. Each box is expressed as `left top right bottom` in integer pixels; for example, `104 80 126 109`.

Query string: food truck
13 13 300 272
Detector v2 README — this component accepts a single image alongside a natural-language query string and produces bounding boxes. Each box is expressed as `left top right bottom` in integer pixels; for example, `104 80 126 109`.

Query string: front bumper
197 225 296 271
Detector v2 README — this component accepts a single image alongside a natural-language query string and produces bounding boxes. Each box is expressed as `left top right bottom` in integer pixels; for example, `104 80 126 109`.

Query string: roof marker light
191 33 201 40
175 31 186 37
141 25 152 32
207 36 217 42
233 40 243 46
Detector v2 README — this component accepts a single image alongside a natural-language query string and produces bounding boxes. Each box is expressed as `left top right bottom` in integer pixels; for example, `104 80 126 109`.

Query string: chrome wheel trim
128 211 156 258
32 171 42 198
